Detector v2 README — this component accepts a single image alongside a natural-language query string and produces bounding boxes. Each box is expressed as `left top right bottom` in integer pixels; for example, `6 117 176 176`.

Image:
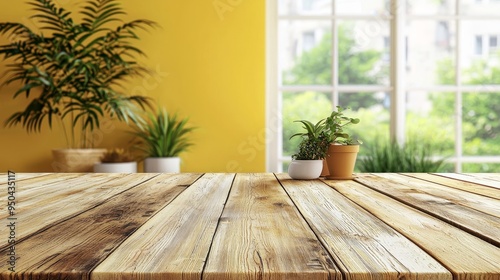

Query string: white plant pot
144 157 181 173
93 162 137 173
287 160 323 180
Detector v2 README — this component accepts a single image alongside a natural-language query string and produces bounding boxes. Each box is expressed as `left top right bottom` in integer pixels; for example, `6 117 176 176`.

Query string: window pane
407 20 456 86
282 162 291 173
489 35 498 48
462 92 500 156
336 0 388 16
461 21 500 85
282 91 332 156
475 35 484 55
338 21 390 85
279 20 332 85
279 0 332 15
406 91 455 156
338 92 390 156
461 0 500 16
407 0 455 15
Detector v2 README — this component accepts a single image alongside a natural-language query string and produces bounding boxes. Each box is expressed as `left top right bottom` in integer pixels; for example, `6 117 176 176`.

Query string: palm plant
0 0 156 148
132 108 195 158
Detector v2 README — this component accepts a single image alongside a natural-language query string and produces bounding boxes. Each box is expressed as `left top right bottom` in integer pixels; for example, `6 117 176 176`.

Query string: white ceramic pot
144 157 181 173
287 160 323 180
94 162 137 173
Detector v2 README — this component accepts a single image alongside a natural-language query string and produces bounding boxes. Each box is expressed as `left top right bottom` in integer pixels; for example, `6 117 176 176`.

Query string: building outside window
267 0 500 172
489 35 498 49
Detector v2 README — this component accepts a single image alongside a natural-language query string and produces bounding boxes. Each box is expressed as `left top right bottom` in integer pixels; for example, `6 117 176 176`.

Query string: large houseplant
288 119 329 180
0 0 155 171
322 106 362 179
132 108 195 173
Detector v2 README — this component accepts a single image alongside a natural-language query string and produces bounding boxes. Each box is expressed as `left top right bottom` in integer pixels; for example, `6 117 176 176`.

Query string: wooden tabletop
0 173 499 280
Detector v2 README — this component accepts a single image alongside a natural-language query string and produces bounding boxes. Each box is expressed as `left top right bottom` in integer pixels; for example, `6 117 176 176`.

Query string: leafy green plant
132 108 195 158
290 119 329 160
0 0 156 148
323 106 362 145
358 138 446 172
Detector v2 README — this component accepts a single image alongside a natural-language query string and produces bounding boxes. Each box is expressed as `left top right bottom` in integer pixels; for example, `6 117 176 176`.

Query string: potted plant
288 119 330 180
0 0 156 172
94 148 137 173
132 108 195 173
322 106 362 179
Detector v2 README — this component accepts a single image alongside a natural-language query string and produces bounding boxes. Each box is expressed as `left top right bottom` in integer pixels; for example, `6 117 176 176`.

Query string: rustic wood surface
0 173 499 280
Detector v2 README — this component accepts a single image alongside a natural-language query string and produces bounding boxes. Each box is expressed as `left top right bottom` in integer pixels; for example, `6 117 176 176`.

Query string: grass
358 139 447 172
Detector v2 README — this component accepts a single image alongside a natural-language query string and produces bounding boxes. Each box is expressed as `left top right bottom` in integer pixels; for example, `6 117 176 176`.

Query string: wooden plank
0 173 79 190
0 173 125 220
92 173 235 280
436 173 500 190
0 173 52 183
0 173 83 223
465 173 500 182
362 173 500 217
0 173 159 249
324 179 500 280
0 173 201 280
277 174 451 280
355 173 500 246
203 173 340 280
405 173 500 199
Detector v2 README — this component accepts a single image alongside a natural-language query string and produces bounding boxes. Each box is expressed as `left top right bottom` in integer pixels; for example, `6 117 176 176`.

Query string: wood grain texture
0 173 52 183
0 173 158 249
404 173 500 199
355 173 500 246
0 173 79 193
1 173 499 280
324 179 500 280
436 173 500 190
92 173 235 280
466 173 500 182
203 173 340 280
0 173 201 280
277 173 451 280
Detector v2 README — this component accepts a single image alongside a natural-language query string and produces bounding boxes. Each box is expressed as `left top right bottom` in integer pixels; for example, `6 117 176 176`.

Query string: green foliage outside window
282 23 500 172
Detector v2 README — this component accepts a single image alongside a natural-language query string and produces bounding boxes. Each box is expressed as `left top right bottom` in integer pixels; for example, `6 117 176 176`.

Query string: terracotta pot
324 144 359 180
94 162 137 173
144 157 180 173
320 159 329 177
52 148 106 172
288 160 323 180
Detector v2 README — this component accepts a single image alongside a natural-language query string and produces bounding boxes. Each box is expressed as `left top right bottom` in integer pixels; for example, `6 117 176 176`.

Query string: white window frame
266 0 500 172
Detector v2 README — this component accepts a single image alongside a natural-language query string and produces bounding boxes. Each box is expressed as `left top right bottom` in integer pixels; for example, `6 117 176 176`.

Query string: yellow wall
0 0 266 172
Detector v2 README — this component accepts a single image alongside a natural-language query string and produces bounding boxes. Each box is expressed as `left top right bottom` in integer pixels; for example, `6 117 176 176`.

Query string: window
475 35 483 55
489 35 498 48
267 0 500 172
302 31 316 52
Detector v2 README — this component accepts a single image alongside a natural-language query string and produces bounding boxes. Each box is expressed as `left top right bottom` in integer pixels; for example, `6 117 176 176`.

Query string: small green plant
323 106 362 145
132 108 195 158
290 120 329 160
100 148 134 163
358 138 446 172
